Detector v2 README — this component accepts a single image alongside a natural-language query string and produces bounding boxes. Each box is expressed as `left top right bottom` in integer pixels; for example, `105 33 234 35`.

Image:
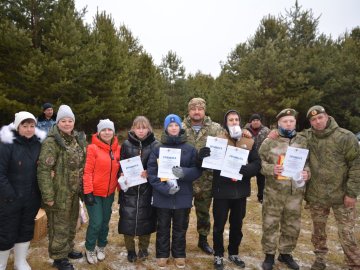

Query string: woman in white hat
0 111 46 270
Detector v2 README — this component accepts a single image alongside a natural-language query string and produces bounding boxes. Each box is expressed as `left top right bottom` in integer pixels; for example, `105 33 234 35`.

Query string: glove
172 166 185 179
84 193 96 206
198 147 211 160
239 165 250 178
167 179 180 195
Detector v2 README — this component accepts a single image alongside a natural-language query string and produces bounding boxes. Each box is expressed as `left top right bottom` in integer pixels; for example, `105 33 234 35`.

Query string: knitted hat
42 103 53 111
164 114 182 130
276 108 297 120
14 111 37 130
249 113 261 122
306 105 326 119
97 119 115 133
188 97 206 111
56 105 75 123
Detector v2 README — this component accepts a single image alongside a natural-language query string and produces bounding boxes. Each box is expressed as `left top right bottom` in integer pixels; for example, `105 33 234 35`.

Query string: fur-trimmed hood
0 123 47 144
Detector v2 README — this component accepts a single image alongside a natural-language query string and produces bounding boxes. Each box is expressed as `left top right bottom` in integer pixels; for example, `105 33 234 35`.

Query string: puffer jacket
304 117 360 205
83 134 120 197
118 131 160 236
37 125 86 210
147 130 202 209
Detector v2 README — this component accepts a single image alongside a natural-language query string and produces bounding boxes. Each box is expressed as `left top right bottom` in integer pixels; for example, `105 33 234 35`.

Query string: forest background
0 0 359 134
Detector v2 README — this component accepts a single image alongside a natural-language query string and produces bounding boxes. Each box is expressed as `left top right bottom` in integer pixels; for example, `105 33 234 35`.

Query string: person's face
189 106 205 123
167 122 180 136
18 120 36 138
57 117 74 135
278 115 296 130
99 128 114 144
309 113 329 131
227 113 240 127
44 108 54 119
251 119 261 129
133 125 149 140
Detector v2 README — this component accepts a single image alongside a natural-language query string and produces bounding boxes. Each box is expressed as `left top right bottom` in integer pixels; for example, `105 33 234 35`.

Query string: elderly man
182 98 224 254
303 105 360 270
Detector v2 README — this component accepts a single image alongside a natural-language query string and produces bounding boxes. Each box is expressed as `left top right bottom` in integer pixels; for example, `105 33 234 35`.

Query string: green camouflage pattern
303 117 360 205
183 115 224 236
309 203 360 269
245 123 270 151
259 134 309 254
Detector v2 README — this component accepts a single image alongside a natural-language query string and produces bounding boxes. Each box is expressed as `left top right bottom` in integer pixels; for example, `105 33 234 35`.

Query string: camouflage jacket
303 117 360 205
259 133 309 193
182 115 224 150
37 125 86 210
245 124 270 151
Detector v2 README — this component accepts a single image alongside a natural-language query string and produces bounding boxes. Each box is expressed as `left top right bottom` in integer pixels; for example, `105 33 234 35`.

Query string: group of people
0 98 359 270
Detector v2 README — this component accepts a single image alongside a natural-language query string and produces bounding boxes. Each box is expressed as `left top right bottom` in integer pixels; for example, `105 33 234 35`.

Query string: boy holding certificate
147 114 201 269
258 108 310 270
209 110 261 270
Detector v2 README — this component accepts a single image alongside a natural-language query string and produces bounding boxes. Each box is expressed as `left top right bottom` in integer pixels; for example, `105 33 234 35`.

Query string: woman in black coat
118 116 159 263
0 111 46 270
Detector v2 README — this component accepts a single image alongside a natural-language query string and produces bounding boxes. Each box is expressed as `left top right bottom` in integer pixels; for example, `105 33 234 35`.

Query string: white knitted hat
14 111 37 130
56 105 75 123
97 119 115 133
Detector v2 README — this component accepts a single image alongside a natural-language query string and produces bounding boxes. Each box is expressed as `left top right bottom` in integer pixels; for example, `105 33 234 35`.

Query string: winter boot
198 234 213 254
310 256 326 270
278 254 299 270
262 254 275 270
14 242 31 270
0 249 11 270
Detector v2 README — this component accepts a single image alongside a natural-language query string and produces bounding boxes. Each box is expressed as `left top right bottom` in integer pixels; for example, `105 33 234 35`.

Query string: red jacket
83 134 121 197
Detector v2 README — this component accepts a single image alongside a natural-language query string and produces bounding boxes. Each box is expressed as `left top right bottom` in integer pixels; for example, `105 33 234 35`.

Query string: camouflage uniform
182 115 224 236
303 116 360 269
259 134 309 255
37 125 86 259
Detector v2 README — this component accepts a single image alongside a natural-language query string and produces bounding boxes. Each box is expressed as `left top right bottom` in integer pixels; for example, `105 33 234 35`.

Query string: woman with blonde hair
118 116 159 262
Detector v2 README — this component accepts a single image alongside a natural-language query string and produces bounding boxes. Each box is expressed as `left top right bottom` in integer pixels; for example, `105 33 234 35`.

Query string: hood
223 110 241 133
311 116 338 138
160 129 187 145
128 131 155 147
0 123 47 144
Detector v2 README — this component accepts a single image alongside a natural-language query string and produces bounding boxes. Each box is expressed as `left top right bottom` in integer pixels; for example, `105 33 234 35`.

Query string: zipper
135 185 140 235
107 148 114 196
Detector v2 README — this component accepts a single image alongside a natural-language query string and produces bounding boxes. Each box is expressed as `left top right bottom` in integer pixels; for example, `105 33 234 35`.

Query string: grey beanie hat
56 104 75 123
97 119 115 133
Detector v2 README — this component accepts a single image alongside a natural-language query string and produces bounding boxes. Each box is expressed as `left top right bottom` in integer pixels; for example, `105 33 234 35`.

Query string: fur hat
56 105 75 123
97 119 115 133
276 108 297 120
14 111 37 130
306 105 326 119
164 114 182 130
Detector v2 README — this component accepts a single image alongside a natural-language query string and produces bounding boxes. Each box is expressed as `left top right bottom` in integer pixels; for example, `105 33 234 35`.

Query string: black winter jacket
118 131 160 236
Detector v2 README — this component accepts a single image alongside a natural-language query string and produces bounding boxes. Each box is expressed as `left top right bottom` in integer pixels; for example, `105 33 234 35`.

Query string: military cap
276 108 297 120
306 105 326 119
188 97 206 111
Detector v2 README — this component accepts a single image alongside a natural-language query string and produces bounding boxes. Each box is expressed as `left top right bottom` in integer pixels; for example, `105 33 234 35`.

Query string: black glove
198 147 211 160
84 193 96 206
239 165 250 178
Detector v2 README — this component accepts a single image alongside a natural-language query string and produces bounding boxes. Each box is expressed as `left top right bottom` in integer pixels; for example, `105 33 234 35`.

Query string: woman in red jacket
83 119 120 265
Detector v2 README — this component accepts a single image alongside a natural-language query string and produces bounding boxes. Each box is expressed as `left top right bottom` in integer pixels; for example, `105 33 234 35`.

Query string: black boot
262 254 274 270
278 254 299 270
127 250 137 262
53 258 74 270
198 234 213 255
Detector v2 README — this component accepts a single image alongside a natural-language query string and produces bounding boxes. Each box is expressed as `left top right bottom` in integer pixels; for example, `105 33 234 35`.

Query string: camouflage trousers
261 184 303 254
124 234 151 251
309 203 360 269
193 170 213 237
46 193 79 259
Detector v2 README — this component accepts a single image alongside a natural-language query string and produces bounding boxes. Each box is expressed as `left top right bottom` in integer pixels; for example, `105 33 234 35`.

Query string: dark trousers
213 197 247 257
0 192 41 251
256 172 265 199
156 208 190 258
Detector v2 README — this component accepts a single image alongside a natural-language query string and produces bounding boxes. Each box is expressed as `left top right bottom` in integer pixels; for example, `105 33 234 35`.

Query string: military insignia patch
45 156 55 166
311 110 317 116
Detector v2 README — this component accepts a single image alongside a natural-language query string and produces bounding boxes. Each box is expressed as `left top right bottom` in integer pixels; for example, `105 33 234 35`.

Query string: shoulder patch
45 156 55 166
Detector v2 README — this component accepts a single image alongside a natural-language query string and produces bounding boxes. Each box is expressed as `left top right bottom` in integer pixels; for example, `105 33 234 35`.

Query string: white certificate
220 145 249 180
120 156 146 188
201 136 228 170
157 148 181 179
281 146 309 179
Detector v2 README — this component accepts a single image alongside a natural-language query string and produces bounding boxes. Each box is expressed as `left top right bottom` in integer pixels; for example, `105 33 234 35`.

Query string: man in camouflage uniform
182 97 224 254
245 114 270 203
259 108 310 270
37 105 86 270
303 105 360 270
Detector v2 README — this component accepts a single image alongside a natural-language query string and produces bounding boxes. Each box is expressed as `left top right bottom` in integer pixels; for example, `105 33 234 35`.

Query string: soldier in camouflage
182 98 224 255
303 105 360 270
37 105 86 270
245 114 270 203
259 108 310 270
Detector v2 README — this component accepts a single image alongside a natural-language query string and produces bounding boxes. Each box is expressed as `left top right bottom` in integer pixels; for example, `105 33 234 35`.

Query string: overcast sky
75 0 360 77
